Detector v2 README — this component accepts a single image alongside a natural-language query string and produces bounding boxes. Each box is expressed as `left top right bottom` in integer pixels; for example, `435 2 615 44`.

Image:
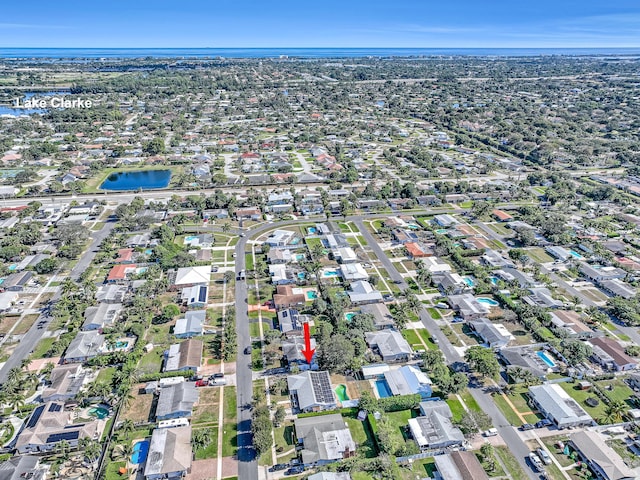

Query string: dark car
285 466 304 475
536 419 552 428
520 423 535 431
213 372 224 378
244 346 252 355
268 464 288 472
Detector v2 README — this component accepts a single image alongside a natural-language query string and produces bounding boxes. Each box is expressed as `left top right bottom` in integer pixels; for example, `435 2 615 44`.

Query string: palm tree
7 367 23 385
83 440 102 464
61 278 78 296
55 439 72 460
193 428 212 451
221 222 231 233
9 394 25 413
119 419 135 438
112 443 134 471
601 400 626 424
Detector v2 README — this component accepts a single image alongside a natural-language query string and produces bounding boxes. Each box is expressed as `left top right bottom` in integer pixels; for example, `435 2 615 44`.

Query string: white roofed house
82 303 123 331
265 229 298 248
180 284 209 308
383 365 432 399
294 414 356 466
174 310 206 338
569 430 637 480
339 263 369 281
523 287 563 309
348 280 383 305
528 384 594 429
447 294 491 320
96 284 128 304
287 370 337 413
172 265 211 289
469 317 515 349
365 330 412 363
144 425 192 479
334 247 358 264
269 264 296 285
408 402 465 451
155 382 199 421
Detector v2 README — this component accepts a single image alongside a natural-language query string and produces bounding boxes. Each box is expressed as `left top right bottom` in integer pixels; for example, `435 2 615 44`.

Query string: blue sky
1 0 640 48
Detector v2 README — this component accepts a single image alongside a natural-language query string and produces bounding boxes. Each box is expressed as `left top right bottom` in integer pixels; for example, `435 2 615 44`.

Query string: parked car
483 428 498 437
520 423 535 431
285 466 304 475
195 380 208 387
213 372 225 378
268 464 288 472
537 448 552 465
536 419 552 428
528 452 544 472
244 346 252 355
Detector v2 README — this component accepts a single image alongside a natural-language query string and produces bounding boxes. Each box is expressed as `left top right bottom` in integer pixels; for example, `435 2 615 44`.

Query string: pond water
100 169 171 190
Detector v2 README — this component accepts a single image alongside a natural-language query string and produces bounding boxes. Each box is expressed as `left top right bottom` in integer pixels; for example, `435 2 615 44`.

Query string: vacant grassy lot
525 247 554 264
120 386 154 423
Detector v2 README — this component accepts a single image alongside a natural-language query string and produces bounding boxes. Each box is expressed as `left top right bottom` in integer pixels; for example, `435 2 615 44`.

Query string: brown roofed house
273 285 306 311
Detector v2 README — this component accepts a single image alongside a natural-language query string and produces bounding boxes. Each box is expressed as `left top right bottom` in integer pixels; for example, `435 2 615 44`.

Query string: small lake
100 170 171 191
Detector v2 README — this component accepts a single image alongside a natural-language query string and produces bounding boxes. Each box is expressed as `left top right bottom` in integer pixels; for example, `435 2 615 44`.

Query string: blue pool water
477 297 499 306
322 270 339 278
345 312 356 322
290 238 300 245
185 235 198 241
145 249 153 255
308 227 317 234
435 229 448 234
537 351 556 368
375 380 392 398
306 291 317 300
8 265 16 271
296 254 305 261
489 277 498 285
569 250 584 259
298 272 306 280
131 440 150 464
100 169 171 191
463 277 475 287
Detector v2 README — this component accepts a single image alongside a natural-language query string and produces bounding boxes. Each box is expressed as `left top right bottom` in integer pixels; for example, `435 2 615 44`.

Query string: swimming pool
335 384 349 402
345 312 357 322
115 341 129 349
88 406 109 419
537 350 556 368
476 297 499 306
463 277 475 287
306 291 317 300
296 254 306 261
8 265 16 271
184 235 198 242
298 272 306 280
290 238 300 245
569 250 584 260
131 440 149 464
489 277 499 285
375 379 392 398
435 229 448 234
308 227 317 234
322 270 339 278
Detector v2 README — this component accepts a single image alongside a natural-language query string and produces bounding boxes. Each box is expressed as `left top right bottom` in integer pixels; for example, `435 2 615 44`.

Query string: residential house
172 266 211 288
0 456 48 480
549 311 594 338
340 263 369 281
267 248 292 264
16 402 99 453
180 284 209 308
599 279 636 299
569 430 636 480
589 337 637 371
365 330 412 363
498 346 549 379
2 271 33 291
106 264 138 283
579 264 627 283
524 287 564 309
434 271 468 295
405 242 431 259
494 267 538 288
155 382 199 421
294 414 356 465
269 264 296 285
383 365 432 399
408 402 465 451
273 285 306 310
492 209 513 222
324 234 349 249
528 384 594 428
144 426 192 479
174 310 206 338
287 370 337 413
469 317 514 349
278 308 311 335
447 294 491 320
434 451 489 480
481 249 515 268
334 247 358 264
82 303 123 331
64 331 105 363
235 207 262 221
96 284 128 304
114 248 135 264
42 364 91 403
348 281 383 305
421 257 452 274
283 337 318 370
359 302 395 330
126 232 151 247
163 339 203 373
265 230 298 248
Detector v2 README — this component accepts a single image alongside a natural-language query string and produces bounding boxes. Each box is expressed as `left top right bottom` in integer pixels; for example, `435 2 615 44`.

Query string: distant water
2 47 640 59
100 170 171 191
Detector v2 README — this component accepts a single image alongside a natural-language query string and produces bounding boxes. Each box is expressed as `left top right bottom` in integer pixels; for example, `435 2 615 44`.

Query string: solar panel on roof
48 403 62 412
26 405 45 429
46 430 80 443
198 286 207 303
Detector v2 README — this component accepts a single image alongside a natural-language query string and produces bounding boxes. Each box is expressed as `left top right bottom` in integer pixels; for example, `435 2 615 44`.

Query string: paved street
0 218 117 384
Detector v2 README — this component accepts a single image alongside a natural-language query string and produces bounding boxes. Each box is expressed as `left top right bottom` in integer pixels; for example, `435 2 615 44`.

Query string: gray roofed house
523 287 564 309
494 267 538 288
549 310 594 338
82 303 123 330
126 232 151 247
267 248 292 264
294 414 356 465
180 284 209 308
546 246 572 261
579 264 627 283
359 302 395 329
42 364 91 403
96 284 128 303
469 318 514 349
365 330 412 362
570 430 637 480
498 346 552 379
434 271 468 295
2 271 33 291
174 310 206 338
481 249 515 268
64 331 105 363
348 280 383 305
324 233 349 249
278 308 311 335
528 384 594 428
599 279 636 299
0 456 48 480
16 402 99 454
287 371 337 413
340 263 369 281
283 337 317 370
155 382 199 421
384 365 432 399
408 401 465 451
589 337 637 371
144 425 192 479
447 294 491 320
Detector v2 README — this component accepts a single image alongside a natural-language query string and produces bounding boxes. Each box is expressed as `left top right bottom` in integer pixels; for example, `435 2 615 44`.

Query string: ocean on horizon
2 47 640 59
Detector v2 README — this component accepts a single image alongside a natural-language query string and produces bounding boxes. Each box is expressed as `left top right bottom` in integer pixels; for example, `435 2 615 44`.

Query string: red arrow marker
301 322 315 364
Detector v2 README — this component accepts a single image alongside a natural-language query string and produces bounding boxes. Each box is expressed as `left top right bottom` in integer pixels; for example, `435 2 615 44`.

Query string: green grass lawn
96 367 116 386
557 381 607 421
30 337 56 359
194 427 219 459
343 413 378 458
495 446 528 480
459 390 481 413
597 378 635 404
137 349 164 375
416 328 439 350
492 393 524 427
221 387 238 457
525 247 554 264
427 307 442 319
446 395 465 422
245 252 254 271
401 329 424 350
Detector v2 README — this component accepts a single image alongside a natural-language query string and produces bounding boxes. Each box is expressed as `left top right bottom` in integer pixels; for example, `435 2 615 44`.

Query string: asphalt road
353 218 539 480
0 218 117 384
